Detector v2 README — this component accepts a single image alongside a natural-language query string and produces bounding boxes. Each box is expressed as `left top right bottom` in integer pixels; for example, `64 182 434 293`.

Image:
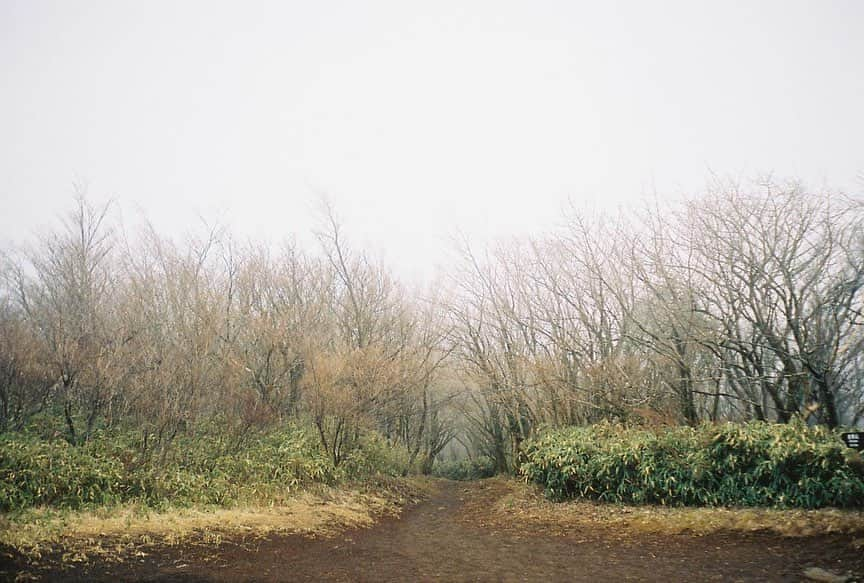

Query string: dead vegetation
4 479 863 583
0 478 433 571
461 478 864 541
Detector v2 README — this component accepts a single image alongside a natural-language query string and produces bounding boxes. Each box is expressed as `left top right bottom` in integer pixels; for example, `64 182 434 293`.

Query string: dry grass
474 478 864 540
0 479 431 563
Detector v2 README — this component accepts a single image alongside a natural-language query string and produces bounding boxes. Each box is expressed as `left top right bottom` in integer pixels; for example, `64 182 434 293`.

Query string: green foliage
0 436 124 511
0 422 357 513
432 457 497 481
338 432 411 479
520 421 864 508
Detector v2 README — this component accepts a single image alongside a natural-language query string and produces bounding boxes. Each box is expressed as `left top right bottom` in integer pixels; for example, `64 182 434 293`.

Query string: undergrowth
0 421 410 513
432 457 497 481
520 420 864 508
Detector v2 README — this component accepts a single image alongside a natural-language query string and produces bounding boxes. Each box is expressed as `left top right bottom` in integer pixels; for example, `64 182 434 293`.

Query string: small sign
841 432 864 451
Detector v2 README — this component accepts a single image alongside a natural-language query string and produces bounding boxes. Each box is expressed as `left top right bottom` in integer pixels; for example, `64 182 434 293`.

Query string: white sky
1 0 863 283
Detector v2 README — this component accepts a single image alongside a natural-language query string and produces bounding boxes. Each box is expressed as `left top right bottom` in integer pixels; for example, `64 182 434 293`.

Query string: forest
1 179 863 512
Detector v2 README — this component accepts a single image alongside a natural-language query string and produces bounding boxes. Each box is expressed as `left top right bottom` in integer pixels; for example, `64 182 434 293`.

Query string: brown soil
2 479 862 582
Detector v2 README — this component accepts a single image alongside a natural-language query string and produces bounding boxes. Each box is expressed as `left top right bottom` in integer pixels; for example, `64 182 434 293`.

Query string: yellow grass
483 478 864 539
0 483 425 562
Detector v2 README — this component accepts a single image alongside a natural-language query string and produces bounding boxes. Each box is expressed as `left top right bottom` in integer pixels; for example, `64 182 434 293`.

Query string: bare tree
8 195 122 443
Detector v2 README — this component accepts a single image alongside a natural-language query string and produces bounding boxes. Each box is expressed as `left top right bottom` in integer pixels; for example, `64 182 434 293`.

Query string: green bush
0 436 124 511
520 420 864 508
432 457 496 481
0 423 340 512
338 431 411 479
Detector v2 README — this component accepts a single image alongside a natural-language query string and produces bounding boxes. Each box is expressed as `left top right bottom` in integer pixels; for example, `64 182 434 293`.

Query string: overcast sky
1 0 863 282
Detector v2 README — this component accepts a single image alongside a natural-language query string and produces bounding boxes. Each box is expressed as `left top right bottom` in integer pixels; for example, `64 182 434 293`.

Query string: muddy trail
3 480 863 582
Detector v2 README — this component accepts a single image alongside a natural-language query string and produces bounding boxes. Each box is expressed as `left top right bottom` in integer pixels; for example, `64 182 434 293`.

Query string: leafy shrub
0 436 124 511
0 423 340 512
339 432 411 479
520 420 864 508
432 457 497 481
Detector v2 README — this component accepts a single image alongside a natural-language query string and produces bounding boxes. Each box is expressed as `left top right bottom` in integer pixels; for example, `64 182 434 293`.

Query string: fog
2 1 863 283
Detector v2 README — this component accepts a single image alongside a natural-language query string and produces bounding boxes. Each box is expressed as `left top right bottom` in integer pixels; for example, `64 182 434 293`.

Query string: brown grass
469 477 864 540
0 479 433 563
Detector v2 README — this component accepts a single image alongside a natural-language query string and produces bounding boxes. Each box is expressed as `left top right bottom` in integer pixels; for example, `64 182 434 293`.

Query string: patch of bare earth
2 478 863 582
0 479 429 583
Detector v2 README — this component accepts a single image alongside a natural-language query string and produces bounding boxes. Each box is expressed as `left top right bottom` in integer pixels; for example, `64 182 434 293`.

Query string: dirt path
4 480 863 582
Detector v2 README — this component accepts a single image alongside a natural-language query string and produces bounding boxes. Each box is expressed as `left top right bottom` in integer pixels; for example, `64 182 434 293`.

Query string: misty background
2 0 863 283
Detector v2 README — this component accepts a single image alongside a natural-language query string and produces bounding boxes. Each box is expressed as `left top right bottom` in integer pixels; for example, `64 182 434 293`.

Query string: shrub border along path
520 421 864 508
